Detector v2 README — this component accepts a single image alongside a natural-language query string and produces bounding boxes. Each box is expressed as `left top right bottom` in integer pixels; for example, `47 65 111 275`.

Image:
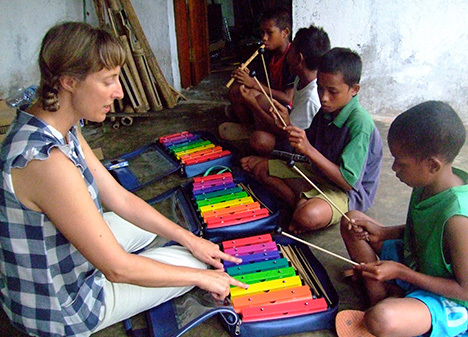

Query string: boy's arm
358 215 468 302
285 125 352 191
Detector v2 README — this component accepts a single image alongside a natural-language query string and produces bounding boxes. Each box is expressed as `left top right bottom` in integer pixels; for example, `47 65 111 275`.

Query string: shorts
269 159 348 225
381 239 468 337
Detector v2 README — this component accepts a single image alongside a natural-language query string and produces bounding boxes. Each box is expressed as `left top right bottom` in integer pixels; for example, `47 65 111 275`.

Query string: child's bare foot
287 222 312 235
240 156 265 173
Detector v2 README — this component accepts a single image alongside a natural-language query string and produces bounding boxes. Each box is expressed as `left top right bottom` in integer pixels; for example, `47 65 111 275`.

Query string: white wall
293 0 468 123
2 1 468 123
0 0 180 99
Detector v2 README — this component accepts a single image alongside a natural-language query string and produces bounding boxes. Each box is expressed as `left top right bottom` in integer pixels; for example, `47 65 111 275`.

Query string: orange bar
202 202 261 221
232 286 312 313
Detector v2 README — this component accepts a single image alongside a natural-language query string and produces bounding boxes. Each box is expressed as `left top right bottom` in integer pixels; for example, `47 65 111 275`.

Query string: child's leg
289 197 333 232
228 83 254 124
365 297 432 337
249 130 276 154
341 214 402 305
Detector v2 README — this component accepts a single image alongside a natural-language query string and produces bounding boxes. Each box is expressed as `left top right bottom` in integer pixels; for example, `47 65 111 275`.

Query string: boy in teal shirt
241 48 383 232
340 101 468 337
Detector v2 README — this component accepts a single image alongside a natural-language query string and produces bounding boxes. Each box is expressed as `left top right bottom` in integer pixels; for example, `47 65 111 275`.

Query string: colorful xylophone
222 234 329 322
192 172 270 229
159 131 231 166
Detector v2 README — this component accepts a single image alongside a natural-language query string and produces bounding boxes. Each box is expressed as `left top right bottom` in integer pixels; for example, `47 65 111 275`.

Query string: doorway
174 0 292 89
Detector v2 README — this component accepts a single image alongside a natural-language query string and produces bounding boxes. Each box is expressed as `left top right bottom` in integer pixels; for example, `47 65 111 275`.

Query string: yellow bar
230 276 302 298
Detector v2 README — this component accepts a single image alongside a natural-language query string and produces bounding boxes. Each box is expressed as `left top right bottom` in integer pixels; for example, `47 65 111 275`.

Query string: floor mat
335 310 376 337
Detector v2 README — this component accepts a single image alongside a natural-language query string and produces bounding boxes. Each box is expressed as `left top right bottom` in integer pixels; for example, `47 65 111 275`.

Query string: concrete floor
1 70 468 337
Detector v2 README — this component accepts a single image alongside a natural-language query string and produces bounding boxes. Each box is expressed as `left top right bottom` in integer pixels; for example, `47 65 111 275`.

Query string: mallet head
286 159 295 168
249 70 257 78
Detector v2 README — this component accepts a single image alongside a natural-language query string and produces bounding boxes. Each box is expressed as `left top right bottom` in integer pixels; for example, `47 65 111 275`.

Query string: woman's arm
11 145 246 300
78 133 241 269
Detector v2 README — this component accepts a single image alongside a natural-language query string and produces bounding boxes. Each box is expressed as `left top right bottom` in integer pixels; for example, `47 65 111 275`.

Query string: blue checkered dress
0 110 105 336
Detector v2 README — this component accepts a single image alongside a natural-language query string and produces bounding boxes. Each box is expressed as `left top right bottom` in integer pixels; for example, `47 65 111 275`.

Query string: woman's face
70 66 123 123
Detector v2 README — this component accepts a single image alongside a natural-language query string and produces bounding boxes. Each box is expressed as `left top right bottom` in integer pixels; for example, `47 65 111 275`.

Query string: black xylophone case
145 168 279 243
128 235 339 337
102 131 236 192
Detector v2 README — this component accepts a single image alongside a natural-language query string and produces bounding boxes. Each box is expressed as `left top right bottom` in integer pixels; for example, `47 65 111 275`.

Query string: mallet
258 47 273 100
226 43 266 88
275 227 358 266
249 70 288 128
286 160 351 222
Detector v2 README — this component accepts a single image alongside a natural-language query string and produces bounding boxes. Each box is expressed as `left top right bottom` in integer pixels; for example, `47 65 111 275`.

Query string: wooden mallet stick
226 44 265 88
249 70 288 128
276 227 358 266
258 48 272 100
286 160 351 222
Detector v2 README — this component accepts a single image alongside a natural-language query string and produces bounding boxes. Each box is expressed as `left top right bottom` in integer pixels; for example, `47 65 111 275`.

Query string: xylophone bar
232 266 297 284
223 250 281 268
230 276 302 298
232 285 312 313
184 150 231 165
226 257 289 276
202 202 262 222
224 241 277 256
241 298 328 322
193 172 233 184
205 208 269 228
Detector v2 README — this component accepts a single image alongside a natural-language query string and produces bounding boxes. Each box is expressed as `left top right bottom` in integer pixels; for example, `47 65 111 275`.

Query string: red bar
193 172 233 183
206 208 269 226
241 298 328 322
158 131 189 141
224 241 277 256
222 233 272 249
192 176 234 190
184 150 231 165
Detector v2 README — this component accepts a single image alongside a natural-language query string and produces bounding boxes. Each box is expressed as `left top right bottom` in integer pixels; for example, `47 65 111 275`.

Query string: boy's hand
232 66 255 88
284 125 312 154
270 100 291 128
354 260 404 282
348 217 383 243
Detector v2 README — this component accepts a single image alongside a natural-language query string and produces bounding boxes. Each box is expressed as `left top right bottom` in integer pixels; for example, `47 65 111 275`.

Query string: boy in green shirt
339 101 468 337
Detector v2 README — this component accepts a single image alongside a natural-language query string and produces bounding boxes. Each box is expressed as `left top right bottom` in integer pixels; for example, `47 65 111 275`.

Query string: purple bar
223 250 281 268
192 182 236 195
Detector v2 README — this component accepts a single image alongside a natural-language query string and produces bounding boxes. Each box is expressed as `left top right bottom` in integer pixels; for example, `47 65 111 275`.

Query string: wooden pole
119 0 180 108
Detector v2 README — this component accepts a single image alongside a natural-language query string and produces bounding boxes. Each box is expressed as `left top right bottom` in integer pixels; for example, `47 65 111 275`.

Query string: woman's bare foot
240 156 265 173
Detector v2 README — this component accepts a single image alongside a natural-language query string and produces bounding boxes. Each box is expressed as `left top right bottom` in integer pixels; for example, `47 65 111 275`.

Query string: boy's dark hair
293 25 330 71
260 6 292 32
318 47 362 86
388 101 466 163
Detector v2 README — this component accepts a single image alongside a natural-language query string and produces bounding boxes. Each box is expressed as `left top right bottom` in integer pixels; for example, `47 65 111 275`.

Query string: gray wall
293 1 468 123
1 1 467 123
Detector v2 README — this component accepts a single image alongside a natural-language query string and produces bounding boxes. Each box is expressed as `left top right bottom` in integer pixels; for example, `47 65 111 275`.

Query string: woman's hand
186 235 242 270
197 269 249 301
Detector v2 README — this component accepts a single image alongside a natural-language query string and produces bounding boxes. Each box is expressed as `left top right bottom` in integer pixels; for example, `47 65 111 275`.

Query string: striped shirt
0 110 104 336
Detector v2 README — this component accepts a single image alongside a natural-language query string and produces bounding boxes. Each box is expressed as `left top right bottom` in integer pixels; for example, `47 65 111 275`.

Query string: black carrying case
126 235 339 337
102 131 235 192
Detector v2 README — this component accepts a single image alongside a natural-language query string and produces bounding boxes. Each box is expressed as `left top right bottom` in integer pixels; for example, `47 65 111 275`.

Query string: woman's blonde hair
38 22 126 112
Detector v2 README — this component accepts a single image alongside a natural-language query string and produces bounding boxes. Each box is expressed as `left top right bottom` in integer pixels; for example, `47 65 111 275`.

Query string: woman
0 22 246 337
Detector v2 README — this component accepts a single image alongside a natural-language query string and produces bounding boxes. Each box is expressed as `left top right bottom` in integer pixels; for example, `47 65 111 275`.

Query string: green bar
232 267 296 285
194 187 243 201
196 191 248 208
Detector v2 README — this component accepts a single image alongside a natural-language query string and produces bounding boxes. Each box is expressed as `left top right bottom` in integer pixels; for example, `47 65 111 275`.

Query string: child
241 48 383 233
220 6 295 140
338 101 468 337
247 24 331 155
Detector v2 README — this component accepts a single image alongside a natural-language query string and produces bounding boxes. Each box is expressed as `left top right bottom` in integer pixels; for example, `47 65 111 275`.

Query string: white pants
92 212 207 332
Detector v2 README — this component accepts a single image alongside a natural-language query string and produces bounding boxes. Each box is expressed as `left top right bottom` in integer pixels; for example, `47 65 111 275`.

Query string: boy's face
286 43 301 75
260 19 289 51
389 141 433 188
317 72 359 115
